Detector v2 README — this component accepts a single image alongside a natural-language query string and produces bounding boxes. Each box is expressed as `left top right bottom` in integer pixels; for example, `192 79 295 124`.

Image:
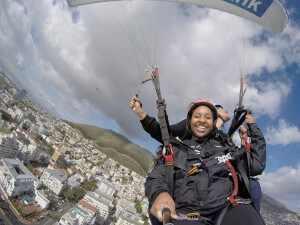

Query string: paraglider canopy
67 0 288 33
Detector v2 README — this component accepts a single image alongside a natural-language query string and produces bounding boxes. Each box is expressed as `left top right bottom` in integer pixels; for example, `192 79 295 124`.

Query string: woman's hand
245 113 255 125
239 125 247 146
130 96 146 120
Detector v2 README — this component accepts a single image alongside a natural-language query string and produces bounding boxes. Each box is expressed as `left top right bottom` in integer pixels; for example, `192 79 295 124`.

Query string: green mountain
65 121 154 177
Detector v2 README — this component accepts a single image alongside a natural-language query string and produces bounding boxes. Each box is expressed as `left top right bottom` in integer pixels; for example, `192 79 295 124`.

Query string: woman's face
190 105 214 140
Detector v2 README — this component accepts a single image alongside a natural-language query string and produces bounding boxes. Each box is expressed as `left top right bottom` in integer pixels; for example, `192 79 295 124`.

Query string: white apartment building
117 198 136 213
68 175 81 189
115 198 141 225
28 123 38 134
77 200 97 225
0 133 40 165
60 200 97 225
0 134 23 159
0 93 9 103
35 189 50 209
72 173 86 183
40 169 67 196
115 215 142 225
59 208 79 225
14 107 24 122
97 180 117 197
67 166 77 176
17 143 39 165
0 158 36 197
7 108 16 119
83 191 113 225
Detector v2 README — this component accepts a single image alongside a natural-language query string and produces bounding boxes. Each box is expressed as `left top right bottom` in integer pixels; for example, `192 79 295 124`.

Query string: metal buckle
234 198 252 204
188 163 202 175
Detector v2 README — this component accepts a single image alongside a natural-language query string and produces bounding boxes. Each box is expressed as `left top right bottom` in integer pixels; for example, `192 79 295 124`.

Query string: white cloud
16 52 24 67
259 165 300 212
0 0 299 140
265 119 300 145
244 81 291 118
1 0 300 213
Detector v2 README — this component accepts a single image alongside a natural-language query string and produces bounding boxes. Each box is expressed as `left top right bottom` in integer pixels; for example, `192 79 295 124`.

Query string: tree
26 163 35 174
0 127 7 134
74 187 85 200
48 200 56 209
63 188 75 200
135 202 143 214
63 187 85 201
53 214 61 221
83 180 97 191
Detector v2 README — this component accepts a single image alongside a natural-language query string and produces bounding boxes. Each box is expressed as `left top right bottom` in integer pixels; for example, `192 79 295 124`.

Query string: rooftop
0 158 35 180
45 169 67 182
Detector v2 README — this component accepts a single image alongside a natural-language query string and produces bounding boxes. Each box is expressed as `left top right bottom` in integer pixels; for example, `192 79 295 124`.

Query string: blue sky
0 0 300 213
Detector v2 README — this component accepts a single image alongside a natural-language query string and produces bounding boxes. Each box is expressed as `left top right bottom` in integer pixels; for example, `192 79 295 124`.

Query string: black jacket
144 121 266 214
141 115 192 142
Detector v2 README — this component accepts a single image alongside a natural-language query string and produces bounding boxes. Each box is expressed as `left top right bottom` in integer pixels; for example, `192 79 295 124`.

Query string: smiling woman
186 99 217 139
144 98 267 225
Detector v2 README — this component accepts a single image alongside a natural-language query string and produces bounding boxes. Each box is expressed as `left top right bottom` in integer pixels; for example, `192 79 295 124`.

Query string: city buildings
83 191 113 225
15 89 27 102
40 169 68 196
0 133 23 158
115 215 142 225
115 198 143 224
0 72 150 224
0 158 36 197
35 189 50 209
59 200 97 225
52 151 66 164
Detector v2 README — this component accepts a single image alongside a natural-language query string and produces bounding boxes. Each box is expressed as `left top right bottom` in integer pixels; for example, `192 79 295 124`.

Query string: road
30 200 72 225
0 200 73 225
0 206 24 225
0 208 13 225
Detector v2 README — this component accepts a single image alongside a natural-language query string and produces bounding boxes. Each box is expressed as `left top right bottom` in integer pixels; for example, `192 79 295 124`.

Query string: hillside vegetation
65 121 154 176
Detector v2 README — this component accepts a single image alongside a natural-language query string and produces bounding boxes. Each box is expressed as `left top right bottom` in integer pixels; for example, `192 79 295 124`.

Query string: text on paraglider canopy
223 0 273 17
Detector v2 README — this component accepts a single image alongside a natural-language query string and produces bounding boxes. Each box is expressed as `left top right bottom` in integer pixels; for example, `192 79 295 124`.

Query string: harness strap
245 132 251 178
163 144 174 193
176 214 215 225
226 160 238 206
150 67 174 193
187 147 246 175
215 202 231 225
236 155 251 196
251 202 267 225
151 67 171 148
157 102 170 147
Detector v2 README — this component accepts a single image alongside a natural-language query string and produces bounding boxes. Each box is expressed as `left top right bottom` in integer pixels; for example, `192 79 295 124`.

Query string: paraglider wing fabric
67 0 288 33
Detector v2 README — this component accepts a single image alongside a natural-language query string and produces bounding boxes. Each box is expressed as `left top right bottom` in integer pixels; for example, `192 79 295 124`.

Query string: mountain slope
65 121 300 224
65 121 154 176
261 193 300 225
